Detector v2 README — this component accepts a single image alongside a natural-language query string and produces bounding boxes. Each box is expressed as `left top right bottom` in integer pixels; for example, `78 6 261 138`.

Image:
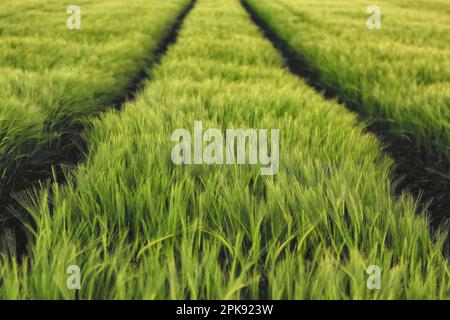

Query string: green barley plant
0 0 192 204
0 0 448 299
244 0 450 161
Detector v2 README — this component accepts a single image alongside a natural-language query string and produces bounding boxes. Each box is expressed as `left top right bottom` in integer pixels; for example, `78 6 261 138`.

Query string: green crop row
244 0 450 161
1 0 448 299
0 0 191 204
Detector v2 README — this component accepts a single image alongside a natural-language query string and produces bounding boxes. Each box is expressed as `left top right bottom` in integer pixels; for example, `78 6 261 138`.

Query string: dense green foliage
245 0 450 160
1 0 448 299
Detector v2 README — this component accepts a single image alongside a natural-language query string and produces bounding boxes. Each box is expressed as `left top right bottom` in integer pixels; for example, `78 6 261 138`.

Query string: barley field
0 0 448 300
